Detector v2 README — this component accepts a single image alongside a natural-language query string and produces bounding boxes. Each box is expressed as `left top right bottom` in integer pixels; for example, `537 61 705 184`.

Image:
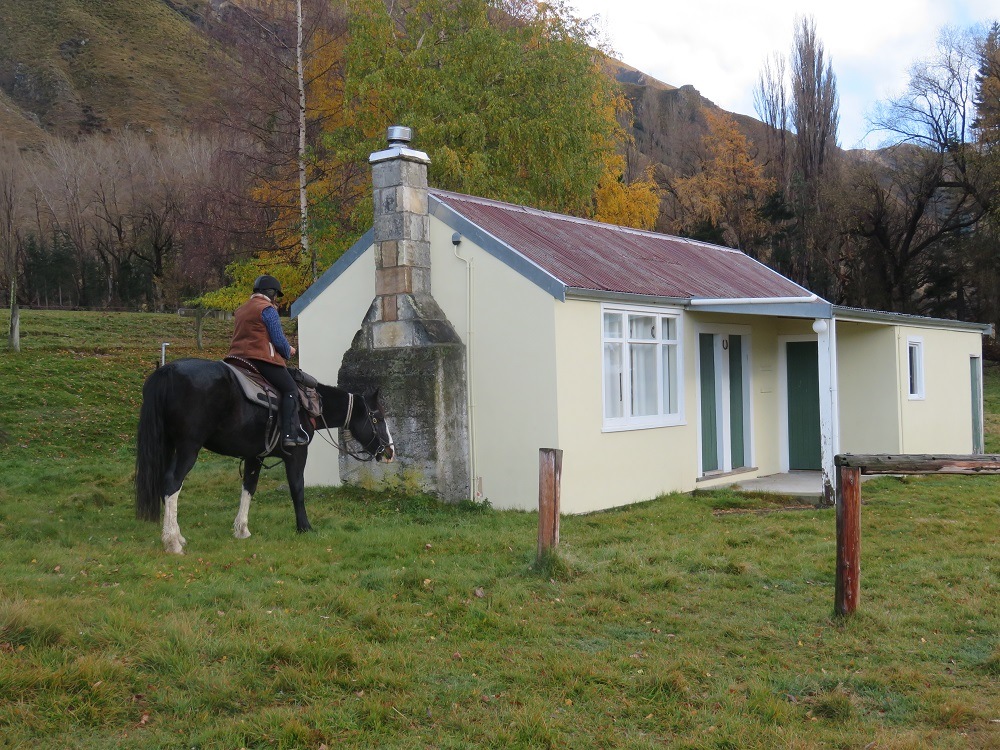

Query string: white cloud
570 0 997 148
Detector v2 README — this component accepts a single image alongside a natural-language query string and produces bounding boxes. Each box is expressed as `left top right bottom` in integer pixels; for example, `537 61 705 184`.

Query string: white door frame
778 321 839 502
696 323 753 475
777 333 817 474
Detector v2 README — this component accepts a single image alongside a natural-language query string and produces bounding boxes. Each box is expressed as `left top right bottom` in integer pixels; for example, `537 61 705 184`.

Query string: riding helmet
252 274 283 298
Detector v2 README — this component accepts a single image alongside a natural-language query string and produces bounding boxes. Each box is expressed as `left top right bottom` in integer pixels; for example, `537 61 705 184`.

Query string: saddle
222 357 323 419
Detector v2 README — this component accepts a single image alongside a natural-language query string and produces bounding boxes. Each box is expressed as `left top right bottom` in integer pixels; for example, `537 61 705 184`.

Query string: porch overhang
687 296 832 320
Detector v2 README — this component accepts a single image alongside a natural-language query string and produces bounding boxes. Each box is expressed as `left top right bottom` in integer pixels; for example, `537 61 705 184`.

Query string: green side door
700 333 719 472
786 341 821 471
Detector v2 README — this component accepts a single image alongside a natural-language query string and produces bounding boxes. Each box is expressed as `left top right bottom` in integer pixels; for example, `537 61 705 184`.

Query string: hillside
0 0 218 141
0 1 770 183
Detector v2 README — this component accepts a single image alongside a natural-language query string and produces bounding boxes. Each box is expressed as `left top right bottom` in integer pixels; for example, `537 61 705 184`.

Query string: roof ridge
428 188 743 255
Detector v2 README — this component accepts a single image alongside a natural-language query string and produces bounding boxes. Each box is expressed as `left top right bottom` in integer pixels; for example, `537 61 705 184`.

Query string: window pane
604 342 624 418
663 343 678 414
629 314 656 340
662 317 677 341
908 344 919 395
631 343 658 416
603 312 623 339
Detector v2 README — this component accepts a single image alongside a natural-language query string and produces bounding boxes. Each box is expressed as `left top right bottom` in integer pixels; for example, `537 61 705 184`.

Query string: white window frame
907 337 925 400
601 304 684 431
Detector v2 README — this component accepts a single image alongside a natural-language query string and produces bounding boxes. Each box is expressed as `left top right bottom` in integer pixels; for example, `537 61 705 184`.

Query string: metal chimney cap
387 125 413 146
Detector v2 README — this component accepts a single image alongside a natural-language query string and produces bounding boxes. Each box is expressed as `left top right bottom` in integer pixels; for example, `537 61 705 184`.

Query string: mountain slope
0 0 217 139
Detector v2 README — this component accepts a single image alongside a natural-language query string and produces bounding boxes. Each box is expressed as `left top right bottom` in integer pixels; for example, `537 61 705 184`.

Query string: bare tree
791 16 839 192
33 139 99 306
852 25 991 316
0 138 23 350
753 52 789 187
752 16 842 296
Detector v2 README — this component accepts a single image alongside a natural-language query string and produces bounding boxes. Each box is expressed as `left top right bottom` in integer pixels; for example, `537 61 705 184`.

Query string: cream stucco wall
550 308 822 512
896 325 982 454
836 322 901 454
428 219 560 510
296 242 376 487
296 217 985 512
552 299 700 513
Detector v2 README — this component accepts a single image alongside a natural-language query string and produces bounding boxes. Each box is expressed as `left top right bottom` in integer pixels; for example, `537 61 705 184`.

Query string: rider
228 274 309 449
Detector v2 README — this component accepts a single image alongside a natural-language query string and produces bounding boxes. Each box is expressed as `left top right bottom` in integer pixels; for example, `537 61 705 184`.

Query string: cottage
292 128 992 512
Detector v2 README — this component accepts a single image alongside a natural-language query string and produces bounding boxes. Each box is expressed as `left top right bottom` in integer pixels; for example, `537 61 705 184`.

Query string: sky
567 0 997 149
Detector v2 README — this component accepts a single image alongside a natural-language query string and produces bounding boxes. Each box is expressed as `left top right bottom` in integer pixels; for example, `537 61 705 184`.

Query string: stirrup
282 428 309 448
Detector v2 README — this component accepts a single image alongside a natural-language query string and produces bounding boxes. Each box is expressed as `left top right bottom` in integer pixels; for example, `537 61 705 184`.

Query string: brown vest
228 294 286 366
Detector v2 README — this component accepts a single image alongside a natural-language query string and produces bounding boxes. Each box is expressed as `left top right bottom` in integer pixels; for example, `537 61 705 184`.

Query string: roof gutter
832 305 994 335
689 294 821 306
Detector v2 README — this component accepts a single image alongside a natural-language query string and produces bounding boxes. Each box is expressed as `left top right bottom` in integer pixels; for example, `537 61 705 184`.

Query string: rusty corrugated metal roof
431 190 814 301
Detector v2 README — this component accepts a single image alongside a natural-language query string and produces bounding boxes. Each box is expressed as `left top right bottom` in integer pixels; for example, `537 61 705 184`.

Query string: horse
134 358 394 553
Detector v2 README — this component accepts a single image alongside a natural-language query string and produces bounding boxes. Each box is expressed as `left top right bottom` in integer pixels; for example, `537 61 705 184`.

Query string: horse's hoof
164 542 185 555
296 525 313 534
233 527 251 540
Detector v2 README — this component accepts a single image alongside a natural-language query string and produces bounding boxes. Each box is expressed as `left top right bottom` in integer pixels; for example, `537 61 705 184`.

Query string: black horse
134 358 393 553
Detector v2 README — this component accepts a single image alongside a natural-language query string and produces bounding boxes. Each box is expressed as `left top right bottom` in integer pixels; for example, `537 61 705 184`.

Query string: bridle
315 392 392 462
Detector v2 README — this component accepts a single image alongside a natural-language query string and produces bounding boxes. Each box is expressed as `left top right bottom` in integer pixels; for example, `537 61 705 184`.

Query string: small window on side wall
907 337 925 400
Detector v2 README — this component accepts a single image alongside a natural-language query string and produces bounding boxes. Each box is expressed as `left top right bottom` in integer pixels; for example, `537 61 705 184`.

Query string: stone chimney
338 126 470 501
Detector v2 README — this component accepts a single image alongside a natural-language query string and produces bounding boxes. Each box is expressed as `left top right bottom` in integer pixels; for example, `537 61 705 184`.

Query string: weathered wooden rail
835 453 1000 616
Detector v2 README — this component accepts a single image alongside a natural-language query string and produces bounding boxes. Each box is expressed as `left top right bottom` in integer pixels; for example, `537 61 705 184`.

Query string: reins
311 392 389 462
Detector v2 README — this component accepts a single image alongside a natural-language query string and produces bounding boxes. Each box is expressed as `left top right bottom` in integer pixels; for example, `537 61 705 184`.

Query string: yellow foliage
670 109 774 250
197 255 311 313
593 155 660 230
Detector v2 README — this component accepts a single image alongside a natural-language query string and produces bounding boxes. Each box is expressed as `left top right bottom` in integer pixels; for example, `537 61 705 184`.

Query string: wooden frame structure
834 453 1000 616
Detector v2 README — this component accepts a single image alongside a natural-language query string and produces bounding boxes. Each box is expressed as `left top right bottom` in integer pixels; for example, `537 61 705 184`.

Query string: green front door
729 335 745 469
786 341 821 470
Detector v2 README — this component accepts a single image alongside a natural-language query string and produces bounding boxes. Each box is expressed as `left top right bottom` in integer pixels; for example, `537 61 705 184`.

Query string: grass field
1 310 999 749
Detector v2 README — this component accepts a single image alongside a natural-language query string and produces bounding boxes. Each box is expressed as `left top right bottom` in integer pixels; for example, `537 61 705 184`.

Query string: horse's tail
135 367 170 522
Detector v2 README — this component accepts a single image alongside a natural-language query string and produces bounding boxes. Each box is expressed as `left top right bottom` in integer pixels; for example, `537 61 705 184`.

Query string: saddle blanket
222 358 280 410
222 357 323 418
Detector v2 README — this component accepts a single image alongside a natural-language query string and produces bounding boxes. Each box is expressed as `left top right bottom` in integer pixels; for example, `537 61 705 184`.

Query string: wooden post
537 448 562 560
835 464 861 616
195 307 205 350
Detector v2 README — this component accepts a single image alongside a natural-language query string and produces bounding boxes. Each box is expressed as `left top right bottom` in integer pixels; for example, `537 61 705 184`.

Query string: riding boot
281 392 309 448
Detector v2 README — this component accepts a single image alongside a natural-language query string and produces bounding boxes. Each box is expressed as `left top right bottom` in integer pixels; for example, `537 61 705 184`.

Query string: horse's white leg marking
161 487 186 554
384 421 396 463
233 488 252 539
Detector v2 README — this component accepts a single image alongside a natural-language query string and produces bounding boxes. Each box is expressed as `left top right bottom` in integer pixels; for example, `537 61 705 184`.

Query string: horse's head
348 388 394 462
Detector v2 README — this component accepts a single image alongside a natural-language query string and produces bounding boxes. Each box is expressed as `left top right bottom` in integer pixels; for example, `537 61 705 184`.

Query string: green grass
1 310 999 749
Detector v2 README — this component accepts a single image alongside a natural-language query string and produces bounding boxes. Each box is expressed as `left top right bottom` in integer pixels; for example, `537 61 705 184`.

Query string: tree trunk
296 0 312 281
8 278 19 352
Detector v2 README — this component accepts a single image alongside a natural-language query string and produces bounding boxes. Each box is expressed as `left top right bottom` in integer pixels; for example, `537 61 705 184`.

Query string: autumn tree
667 110 774 254
339 0 628 216
206 0 349 283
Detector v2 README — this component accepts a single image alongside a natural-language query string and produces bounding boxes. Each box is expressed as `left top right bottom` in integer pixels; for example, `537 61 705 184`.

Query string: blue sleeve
261 306 292 359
